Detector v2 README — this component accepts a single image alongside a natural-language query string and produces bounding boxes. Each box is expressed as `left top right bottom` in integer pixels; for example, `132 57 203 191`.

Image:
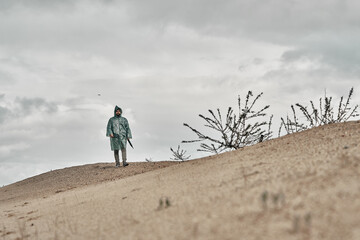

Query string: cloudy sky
0 0 359 186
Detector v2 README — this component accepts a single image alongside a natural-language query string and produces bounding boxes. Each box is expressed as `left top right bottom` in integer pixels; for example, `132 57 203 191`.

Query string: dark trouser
114 148 127 166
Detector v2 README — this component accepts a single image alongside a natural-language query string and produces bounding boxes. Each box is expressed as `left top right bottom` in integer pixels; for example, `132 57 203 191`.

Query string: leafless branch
183 91 273 154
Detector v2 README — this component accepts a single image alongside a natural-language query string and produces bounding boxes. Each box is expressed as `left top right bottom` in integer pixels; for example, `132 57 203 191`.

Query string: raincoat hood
114 105 122 117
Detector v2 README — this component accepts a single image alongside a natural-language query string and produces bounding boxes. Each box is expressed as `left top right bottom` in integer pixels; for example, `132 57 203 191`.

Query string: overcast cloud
0 0 359 186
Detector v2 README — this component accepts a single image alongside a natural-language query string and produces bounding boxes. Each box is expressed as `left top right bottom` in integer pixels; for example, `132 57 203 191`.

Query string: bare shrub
279 87 359 136
170 145 191 161
183 91 273 154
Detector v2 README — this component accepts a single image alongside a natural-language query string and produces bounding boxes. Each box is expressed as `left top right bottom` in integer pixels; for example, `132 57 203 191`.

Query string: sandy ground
0 161 180 204
1 120 360 240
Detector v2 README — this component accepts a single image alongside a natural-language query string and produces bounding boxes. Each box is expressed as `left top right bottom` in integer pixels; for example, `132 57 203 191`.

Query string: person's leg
121 148 128 167
114 150 120 167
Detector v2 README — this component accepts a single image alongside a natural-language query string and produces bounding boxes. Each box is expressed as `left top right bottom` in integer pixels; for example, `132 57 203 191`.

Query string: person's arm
106 119 114 138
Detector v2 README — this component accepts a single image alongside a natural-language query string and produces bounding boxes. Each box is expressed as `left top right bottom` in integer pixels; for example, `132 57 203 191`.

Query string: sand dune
1 121 360 240
0 161 180 204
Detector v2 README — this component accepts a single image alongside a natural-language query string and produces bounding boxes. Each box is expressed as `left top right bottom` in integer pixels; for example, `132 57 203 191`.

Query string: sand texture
1 121 360 240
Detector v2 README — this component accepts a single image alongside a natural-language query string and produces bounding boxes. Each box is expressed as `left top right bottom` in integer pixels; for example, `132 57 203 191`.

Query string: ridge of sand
1 121 360 240
0 161 181 203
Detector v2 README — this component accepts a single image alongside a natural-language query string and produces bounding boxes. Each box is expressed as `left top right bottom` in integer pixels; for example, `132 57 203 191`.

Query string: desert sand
1 120 360 240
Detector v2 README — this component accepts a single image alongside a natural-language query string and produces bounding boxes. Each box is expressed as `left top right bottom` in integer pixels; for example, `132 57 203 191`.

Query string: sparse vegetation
271 192 285 210
260 190 285 211
177 88 358 156
261 191 268 210
304 213 312 228
290 212 312 234
170 145 191 161
157 197 171 210
182 91 273 154
279 87 359 135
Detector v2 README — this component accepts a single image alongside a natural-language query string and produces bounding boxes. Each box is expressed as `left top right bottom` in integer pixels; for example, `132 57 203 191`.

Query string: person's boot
114 151 120 167
121 148 128 167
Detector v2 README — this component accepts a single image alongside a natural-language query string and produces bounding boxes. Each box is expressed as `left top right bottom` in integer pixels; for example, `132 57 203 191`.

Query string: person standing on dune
106 106 132 167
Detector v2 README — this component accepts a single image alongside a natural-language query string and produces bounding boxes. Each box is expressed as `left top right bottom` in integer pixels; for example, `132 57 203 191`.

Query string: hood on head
114 105 122 116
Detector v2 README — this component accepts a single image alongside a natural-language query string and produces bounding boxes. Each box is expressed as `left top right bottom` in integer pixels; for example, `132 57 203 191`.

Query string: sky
0 0 359 186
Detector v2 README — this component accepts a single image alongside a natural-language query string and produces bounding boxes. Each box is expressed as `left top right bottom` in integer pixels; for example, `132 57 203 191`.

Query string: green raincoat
106 106 132 151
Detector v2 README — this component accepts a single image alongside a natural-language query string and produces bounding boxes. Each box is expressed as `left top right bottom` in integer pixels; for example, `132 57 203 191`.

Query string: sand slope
0 161 180 203
1 121 360 240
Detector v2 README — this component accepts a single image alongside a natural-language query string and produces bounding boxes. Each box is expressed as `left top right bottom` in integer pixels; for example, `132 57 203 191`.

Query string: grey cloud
0 0 75 11
260 67 359 103
124 0 360 76
0 106 10 123
0 95 105 167
0 2 116 53
253 58 264 65
124 0 359 39
0 96 60 155
281 49 308 62
15 97 58 114
2 0 359 79
281 34 360 76
2 0 360 46
0 94 10 123
312 43 360 74
0 70 15 85
0 96 59 139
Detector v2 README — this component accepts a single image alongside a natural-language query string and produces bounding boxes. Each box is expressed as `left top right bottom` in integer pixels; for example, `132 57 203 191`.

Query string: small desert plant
261 191 269 210
170 145 191 161
290 212 312 234
183 91 273 154
272 192 285 209
157 197 171 210
279 87 359 135
260 190 285 211
304 213 312 228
